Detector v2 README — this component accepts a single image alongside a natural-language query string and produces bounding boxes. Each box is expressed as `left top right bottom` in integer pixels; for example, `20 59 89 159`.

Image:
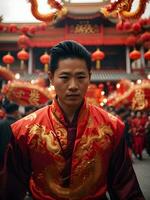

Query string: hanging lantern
8 24 18 33
129 49 141 60
29 26 36 34
123 20 131 30
18 34 30 49
40 52 50 72
139 18 148 26
116 21 123 31
0 23 4 32
144 49 150 60
20 25 29 34
91 48 105 70
17 49 29 70
131 22 141 32
125 35 137 46
2 53 15 69
140 32 150 42
38 22 48 31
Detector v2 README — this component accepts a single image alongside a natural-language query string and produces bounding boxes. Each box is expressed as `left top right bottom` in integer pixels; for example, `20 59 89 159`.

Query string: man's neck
57 99 81 123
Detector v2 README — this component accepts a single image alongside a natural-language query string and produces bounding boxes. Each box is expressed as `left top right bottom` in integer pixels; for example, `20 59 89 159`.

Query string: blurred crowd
104 105 150 161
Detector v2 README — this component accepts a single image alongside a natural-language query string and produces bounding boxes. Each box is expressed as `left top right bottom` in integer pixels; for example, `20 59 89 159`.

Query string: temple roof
54 1 115 27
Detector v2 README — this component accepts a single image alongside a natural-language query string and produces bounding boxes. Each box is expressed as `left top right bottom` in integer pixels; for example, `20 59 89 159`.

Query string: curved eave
64 1 109 15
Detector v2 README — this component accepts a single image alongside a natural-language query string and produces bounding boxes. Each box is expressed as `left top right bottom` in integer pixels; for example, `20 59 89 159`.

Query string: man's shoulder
11 105 49 131
89 104 124 130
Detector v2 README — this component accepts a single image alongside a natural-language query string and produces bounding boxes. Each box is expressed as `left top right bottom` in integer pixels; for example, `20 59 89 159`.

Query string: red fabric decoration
1 81 53 106
0 66 15 81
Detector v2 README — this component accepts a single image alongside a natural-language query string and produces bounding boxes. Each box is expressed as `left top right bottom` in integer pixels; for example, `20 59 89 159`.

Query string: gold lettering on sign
15 90 25 98
29 89 40 105
132 88 148 110
70 22 99 34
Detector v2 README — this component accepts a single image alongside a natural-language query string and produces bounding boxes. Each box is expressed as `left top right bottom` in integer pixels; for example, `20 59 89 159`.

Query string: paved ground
133 151 150 200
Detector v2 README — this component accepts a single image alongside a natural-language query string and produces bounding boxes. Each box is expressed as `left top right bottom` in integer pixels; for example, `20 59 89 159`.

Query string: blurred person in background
0 98 19 167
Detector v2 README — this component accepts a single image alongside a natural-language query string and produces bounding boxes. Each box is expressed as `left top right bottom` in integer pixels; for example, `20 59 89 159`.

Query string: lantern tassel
20 60 25 70
96 60 101 70
44 63 49 72
6 64 10 70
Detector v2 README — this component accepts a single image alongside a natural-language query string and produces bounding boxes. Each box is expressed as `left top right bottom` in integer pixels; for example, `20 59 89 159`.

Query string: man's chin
65 99 82 107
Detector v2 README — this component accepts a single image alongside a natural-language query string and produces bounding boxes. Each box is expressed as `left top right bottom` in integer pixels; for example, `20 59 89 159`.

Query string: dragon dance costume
2 99 144 200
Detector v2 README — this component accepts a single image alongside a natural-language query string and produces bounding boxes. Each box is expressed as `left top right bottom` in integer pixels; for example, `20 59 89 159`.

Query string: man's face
49 58 90 109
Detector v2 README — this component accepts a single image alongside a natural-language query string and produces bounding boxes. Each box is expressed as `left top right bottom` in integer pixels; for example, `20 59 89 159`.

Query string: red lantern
123 20 131 30
139 18 148 26
116 21 123 31
17 49 29 70
20 25 29 34
8 24 18 33
2 53 15 69
17 49 29 61
144 49 150 60
140 32 150 42
0 23 4 32
144 41 150 49
29 26 36 34
38 22 47 31
40 52 50 72
132 22 141 32
129 49 141 60
125 35 137 46
91 48 105 70
18 34 30 49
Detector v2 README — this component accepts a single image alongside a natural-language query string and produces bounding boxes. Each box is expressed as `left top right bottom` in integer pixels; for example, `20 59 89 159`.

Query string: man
1 40 145 200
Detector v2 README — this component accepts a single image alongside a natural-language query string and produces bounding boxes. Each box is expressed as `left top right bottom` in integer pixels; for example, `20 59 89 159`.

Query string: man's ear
48 71 54 85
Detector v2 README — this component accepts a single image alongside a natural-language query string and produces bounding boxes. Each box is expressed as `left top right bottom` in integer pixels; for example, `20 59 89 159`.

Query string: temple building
0 1 150 83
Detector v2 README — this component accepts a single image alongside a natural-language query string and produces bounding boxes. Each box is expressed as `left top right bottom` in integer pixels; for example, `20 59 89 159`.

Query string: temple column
28 48 33 74
126 46 131 74
140 46 145 69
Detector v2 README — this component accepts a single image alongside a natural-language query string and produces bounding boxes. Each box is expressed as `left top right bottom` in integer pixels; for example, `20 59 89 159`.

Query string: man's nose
68 78 78 90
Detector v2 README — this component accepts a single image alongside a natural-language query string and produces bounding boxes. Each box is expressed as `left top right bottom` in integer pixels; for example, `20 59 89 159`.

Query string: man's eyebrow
59 71 87 75
76 72 87 75
59 72 70 75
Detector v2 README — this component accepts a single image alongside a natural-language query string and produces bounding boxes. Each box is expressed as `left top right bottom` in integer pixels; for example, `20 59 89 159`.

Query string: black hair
49 40 91 73
2 98 19 114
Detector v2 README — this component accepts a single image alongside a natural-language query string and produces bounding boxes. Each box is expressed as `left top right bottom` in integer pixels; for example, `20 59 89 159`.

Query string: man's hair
50 40 91 73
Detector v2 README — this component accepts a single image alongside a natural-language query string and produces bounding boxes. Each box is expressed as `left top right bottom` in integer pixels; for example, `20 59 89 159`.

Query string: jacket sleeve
107 134 145 200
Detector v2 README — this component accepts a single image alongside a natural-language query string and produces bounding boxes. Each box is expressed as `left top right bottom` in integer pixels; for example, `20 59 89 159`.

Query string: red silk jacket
7 99 144 200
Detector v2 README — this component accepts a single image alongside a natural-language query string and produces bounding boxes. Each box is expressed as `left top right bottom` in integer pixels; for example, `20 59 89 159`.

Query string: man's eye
60 76 68 79
78 76 86 79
